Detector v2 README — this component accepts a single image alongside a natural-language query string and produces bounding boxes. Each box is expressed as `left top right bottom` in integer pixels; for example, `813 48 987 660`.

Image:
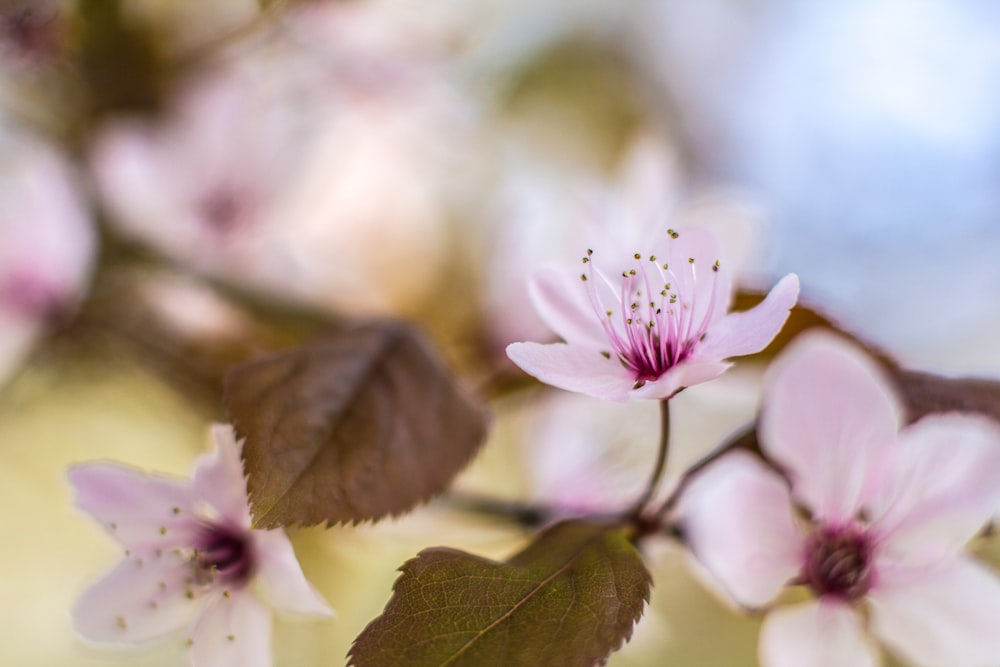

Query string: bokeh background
2 0 1000 665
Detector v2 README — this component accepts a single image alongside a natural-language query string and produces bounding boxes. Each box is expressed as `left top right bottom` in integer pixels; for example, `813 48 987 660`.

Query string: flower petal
696 273 799 360
252 529 334 617
677 451 804 608
872 413 1000 562
193 425 252 527
188 591 272 667
527 267 608 348
630 359 731 399
759 331 903 521
869 556 1000 667
69 463 201 549
759 601 878 667
74 552 198 644
506 341 635 402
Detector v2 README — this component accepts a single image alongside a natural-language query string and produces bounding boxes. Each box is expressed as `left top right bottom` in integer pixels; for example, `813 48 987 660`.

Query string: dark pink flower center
197 187 251 235
0 4 62 65
579 230 722 388
0 269 67 321
802 525 873 602
194 522 254 587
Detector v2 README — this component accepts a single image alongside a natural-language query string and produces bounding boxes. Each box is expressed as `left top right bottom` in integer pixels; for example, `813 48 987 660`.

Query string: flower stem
629 399 671 517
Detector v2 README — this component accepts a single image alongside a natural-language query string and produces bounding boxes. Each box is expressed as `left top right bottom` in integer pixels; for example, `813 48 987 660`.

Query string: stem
441 491 562 529
629 399 671 516
656 426 760 521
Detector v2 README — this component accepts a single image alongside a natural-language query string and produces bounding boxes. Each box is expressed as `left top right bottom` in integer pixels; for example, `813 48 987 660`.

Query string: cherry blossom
70 425 332 667
0 135 95 384
506 226 798 401
678 331 1000 667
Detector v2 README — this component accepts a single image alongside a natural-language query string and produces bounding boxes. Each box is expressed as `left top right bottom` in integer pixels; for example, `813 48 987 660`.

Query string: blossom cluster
506 224 1000 667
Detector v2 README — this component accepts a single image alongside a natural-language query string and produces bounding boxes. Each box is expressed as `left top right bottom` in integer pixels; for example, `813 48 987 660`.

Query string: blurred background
2 0 1000 664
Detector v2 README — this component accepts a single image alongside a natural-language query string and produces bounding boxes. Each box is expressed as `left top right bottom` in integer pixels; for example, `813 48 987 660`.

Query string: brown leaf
224 321 489 528
348 520 651 667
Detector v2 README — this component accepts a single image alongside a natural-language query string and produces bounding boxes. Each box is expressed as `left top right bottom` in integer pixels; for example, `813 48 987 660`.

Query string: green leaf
348 520 652 667
224 321 489 528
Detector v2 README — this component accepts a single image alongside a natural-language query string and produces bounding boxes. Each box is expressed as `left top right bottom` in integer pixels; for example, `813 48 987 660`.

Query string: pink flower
506 226 798 401
0 136 95 383
70 425 332 667
678 332 1000 667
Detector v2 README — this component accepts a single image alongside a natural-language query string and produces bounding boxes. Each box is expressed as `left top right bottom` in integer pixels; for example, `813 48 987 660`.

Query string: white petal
189 591 272 667
69 463 201 549
872 414 1000 562
192 425 253 527
252 529 334 617
74 552 199 644
696 273 799 360
506 341 636 402
678 451 804 608
527 268 608 348
760 601 878 667
759 331 903 522
869 556 1000 667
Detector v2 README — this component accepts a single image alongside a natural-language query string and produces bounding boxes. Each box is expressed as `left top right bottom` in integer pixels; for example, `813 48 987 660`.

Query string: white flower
70 425 332 667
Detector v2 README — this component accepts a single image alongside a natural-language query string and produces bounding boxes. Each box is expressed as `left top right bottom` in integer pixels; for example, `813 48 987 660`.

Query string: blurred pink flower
678 332 1000 667
0 136 94 382
506 226 798 401
70 425 332 667
90 1 478 317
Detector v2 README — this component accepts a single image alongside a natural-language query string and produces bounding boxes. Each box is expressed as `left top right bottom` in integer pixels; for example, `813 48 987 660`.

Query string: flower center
193 522 254 588
801 525 873 602
579 229 722 388
198 187 250 235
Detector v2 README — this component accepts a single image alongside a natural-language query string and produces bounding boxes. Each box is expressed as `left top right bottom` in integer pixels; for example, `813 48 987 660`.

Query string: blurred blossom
638 0 1000 370
519 364 762 515
679 332 1000 667
0 0 67 70
138 274 254 344
524 393 659 515
70 425 332 667
92 0 480 316
0 133 95 383
506 223 798 402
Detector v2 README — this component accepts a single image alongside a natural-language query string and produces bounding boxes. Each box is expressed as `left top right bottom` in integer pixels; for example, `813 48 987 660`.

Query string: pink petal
74 552 198 643
696 273 799 360
869 556 1000 667
872 414 1000 562
506 341 635 402
527 268 608 347
193 425 252 527
252 529 334 617
69 463 201 549
188 591 272 667
631 359 732 399
677 451 804 608
759 331 903 522
759 601 878 667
